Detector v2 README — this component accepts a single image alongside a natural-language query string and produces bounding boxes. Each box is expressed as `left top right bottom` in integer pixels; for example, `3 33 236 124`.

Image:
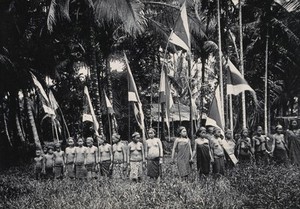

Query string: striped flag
159 68 174 131
104 91 118 133
227 59 255 95
31 72 55 116
124 53 145 134
83 86 99 135
104 91 115 114
206 85 225 131
169 0 191 52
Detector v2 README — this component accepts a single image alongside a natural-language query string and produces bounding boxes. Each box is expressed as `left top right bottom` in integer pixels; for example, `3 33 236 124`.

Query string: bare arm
191 140 197 160
158 139 163 158
188 139 193 159
141 143 145 162
109 145 113 162
144 141 148 160
270 135 275 153
127 144 131 164
171 139 178 162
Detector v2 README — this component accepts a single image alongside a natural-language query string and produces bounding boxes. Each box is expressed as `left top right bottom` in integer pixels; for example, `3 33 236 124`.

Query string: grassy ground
1 157 300 209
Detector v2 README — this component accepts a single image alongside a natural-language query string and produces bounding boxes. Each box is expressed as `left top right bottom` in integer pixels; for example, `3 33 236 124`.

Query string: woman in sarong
286 120 300 166
145 128 163 179
171 126 192 179
271 125 289 165
99 135 113 177
65 137 76 179
191 127 212 177
127 132 145 182
112 133 127 179
74 138 87 179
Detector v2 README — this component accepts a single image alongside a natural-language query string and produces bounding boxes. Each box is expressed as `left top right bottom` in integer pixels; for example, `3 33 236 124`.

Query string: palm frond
47 0 57 32
94 0 145 37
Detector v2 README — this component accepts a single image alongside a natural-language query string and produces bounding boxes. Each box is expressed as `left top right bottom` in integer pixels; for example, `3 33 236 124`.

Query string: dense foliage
0 0 300 166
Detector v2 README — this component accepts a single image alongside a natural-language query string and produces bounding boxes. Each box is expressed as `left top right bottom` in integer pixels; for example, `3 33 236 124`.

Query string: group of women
35 119 300 180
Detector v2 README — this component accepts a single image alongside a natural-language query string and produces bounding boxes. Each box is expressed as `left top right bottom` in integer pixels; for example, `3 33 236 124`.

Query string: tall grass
1 158 299 209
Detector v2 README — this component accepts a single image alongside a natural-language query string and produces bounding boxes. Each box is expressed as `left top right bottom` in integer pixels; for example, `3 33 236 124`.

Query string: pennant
31 73 55 116
83 86 99 135
227 59 255 95
169 1 191 52
206 85 225 131
159 68 174 131
124 53 145 135
104 91 115 114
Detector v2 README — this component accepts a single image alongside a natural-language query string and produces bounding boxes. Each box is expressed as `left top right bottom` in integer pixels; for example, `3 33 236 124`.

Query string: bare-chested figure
53 143 65 179
145 128 163 179
34 149 44 180
99 135 113 177
86 137 98 179
74 138 87 179
112 133 127 179
271 125 289 165
127 132 145 181
43 146 54 179
65 137 76 179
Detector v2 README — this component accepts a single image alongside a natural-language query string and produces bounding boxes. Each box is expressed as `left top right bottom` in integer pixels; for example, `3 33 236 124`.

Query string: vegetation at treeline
0 0 300 167
1 158 300 209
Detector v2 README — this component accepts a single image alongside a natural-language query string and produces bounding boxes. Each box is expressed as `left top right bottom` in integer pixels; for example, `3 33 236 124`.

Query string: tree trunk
15 112 25 143
23 89 42 150
90 26 103 135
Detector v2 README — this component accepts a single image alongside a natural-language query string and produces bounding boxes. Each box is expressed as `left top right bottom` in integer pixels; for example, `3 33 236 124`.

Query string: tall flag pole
124 52 146 142
217 0 224 129
265 27 269 135
226 59 257 131
239 0 247 129
159 67 174 139
83 86 99 136
168 0 193 140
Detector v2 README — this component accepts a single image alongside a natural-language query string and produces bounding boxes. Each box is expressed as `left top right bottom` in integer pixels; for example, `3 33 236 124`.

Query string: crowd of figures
33 119 300 181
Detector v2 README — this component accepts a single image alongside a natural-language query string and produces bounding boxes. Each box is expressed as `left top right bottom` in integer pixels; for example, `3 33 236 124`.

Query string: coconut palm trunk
23 89 42 149
90 26 103 135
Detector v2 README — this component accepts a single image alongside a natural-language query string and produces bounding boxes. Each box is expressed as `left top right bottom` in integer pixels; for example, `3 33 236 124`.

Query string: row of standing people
34 128 163 181
34 120 300 181
171 122 300 179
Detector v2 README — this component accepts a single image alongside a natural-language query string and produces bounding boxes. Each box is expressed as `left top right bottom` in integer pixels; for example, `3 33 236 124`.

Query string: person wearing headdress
112 133 127 179
252 126 269 166
99 135 113 178
191 127 212 177
171 126 192 179
236 128 253 164
271 125 289 165
145 128 163 179
127 132 145 181
286 119 300 166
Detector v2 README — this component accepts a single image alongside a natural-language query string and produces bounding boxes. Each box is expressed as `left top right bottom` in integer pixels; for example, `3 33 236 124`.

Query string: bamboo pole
239 0 246 129
217 0 224 124
264 27 269 135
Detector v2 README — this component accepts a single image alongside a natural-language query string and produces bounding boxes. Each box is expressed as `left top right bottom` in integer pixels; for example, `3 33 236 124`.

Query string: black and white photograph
1 0 300 208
